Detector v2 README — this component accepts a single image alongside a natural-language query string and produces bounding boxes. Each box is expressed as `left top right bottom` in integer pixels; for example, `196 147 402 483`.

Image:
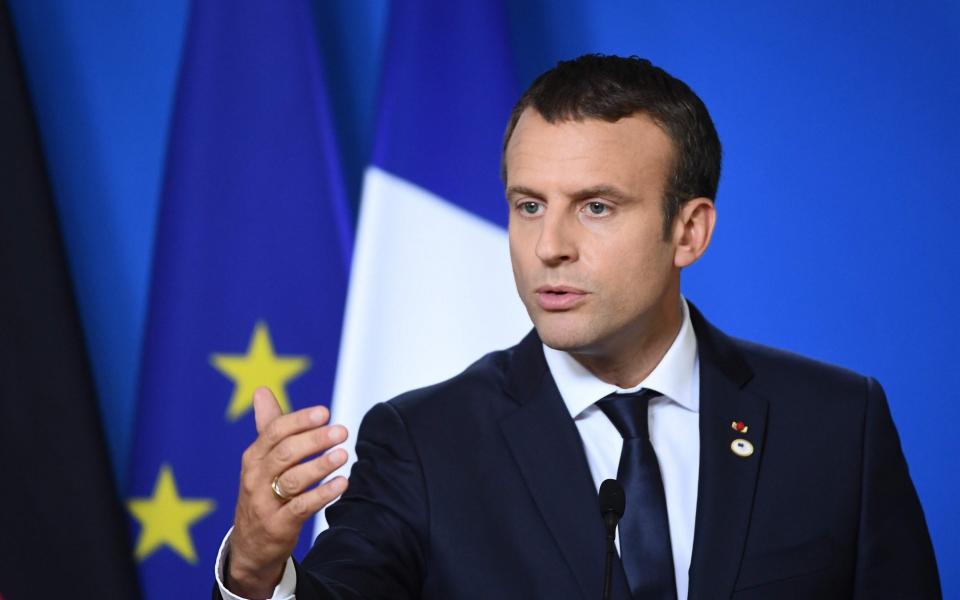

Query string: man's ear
672 197 716 268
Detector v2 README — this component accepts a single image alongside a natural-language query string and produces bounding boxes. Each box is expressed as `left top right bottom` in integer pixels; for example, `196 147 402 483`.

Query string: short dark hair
502 55 721 238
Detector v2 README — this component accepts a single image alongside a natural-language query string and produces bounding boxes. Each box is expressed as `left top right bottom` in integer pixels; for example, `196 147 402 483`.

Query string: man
215 55 940 599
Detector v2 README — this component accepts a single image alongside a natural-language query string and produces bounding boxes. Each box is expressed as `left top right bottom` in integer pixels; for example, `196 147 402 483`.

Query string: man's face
504 109 681 356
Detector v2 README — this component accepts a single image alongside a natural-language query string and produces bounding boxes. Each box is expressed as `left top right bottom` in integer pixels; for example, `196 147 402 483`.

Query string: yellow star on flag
127 464 215 564
211 321 310 420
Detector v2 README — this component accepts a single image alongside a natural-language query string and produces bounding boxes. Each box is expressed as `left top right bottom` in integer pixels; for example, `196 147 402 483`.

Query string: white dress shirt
216 299 699 600
543 298 700 600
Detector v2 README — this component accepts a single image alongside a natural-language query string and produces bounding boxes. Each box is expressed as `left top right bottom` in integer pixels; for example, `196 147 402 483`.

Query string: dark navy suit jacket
219 305 940 599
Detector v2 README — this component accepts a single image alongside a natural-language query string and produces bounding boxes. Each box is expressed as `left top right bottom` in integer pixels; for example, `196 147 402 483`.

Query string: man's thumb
252 387 283 433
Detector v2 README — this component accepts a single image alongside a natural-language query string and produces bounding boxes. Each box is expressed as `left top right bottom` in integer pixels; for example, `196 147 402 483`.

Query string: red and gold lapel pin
730 420 753 457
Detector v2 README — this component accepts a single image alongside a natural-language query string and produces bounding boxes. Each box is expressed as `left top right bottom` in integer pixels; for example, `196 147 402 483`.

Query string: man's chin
534 324 596 354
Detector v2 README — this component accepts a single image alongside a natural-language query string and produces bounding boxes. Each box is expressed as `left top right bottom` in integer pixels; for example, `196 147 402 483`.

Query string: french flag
316 0 531 535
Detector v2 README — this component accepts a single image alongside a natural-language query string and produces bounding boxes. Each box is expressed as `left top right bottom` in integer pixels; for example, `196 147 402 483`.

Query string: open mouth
535 287 588 310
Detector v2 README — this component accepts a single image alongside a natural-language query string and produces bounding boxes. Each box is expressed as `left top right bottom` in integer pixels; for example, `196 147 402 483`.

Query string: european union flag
126 2 351 596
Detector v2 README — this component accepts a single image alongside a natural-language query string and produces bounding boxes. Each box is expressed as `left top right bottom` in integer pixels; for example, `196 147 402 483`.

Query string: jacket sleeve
852 377 941 599
294 400 429 599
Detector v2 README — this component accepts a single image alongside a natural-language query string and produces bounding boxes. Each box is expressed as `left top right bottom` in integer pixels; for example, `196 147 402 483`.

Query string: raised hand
225 387 349 598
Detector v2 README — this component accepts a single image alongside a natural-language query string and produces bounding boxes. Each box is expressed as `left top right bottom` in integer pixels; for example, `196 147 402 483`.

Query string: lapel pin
731 420 749 434
730 438 754 458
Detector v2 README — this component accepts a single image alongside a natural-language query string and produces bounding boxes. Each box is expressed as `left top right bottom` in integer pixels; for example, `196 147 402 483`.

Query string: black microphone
599 479 625 600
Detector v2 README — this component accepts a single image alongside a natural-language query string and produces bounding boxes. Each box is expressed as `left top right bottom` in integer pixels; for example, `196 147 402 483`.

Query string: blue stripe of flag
371 0 517 228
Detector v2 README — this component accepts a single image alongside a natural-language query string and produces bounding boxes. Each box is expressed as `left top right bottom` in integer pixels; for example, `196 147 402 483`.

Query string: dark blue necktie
598 390 677 600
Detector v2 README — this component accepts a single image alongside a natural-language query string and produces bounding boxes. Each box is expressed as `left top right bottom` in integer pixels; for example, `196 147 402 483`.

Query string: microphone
599 479 625 600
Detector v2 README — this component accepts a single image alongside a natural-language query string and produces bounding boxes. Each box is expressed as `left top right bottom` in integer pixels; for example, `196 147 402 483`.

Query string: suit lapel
499 306 767 600
687 305 768 599
498 331 631 600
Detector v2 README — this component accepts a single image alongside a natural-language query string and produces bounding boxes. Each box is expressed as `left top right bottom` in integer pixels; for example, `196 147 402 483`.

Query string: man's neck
569 297 684 389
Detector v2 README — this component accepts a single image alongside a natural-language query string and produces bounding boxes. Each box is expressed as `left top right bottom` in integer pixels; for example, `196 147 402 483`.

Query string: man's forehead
512 106 664 136
504 108 674 188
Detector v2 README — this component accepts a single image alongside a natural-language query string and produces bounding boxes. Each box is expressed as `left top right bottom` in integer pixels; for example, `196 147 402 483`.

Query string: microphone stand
599 479 624 600
603 522 616 600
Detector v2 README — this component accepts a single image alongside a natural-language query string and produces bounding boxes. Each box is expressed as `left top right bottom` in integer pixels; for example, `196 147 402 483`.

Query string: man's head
502 55 721 239
503 55 719 362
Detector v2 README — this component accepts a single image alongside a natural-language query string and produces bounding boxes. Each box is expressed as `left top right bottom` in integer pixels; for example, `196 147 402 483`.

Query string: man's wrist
224 546 286 598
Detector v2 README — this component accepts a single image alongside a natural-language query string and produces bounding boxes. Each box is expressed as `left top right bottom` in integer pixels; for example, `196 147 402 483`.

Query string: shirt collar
543 297 700 419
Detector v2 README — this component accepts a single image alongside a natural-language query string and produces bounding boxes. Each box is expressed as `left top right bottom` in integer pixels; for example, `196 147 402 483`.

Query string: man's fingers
282 476 349 524
251 403 331 458
253 387 283 434
274 447 349 498
266 424 347 474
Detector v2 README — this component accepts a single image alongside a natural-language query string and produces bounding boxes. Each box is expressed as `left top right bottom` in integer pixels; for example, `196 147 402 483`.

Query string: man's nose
535 210 578 265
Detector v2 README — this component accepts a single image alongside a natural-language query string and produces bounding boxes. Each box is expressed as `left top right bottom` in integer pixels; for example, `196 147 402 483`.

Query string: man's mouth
535 286 588 311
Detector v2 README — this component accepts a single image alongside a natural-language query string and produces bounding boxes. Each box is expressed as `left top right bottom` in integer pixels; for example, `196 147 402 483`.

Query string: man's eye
586 202 607 215
520 202 541 215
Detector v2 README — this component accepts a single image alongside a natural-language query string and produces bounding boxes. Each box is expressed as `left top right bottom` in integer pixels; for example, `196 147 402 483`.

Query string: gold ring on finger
271 475 293 502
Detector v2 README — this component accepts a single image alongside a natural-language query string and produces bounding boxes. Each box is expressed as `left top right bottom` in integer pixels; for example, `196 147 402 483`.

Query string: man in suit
216 55 940 599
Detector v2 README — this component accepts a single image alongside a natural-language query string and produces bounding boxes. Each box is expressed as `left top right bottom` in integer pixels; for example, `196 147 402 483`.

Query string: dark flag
126 0 351 596
0 1 140 598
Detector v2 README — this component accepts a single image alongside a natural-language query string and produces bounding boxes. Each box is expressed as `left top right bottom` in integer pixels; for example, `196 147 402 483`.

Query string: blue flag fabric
127 1 350 596
372 0 516 227
322 0 532 537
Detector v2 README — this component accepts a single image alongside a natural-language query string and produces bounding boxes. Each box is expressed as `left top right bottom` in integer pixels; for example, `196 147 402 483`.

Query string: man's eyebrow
505 184 636 204
571 185 634 203
505 185 544 200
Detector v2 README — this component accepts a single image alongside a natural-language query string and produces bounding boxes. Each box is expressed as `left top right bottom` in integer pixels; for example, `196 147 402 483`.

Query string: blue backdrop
9 0 958 594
